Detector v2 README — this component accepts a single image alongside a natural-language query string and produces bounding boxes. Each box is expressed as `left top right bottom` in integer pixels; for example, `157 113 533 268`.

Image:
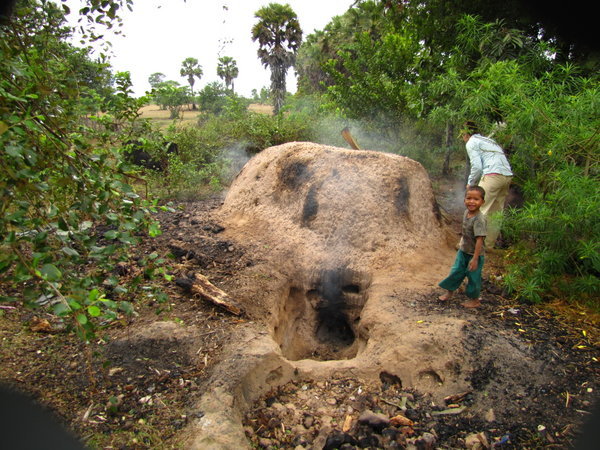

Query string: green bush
142 124 228 200
0 1 168 340
197 82 230 115
503 166 600 307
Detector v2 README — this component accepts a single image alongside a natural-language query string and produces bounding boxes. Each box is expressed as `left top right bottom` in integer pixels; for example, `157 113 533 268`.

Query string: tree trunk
442 122 454 175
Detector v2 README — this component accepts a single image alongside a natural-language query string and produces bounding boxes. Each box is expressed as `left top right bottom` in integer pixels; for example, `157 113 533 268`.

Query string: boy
438 186 487 308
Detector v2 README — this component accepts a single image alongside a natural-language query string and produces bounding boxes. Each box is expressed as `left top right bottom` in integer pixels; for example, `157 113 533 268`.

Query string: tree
180 57 203 109
198 81 229 115
148 72 165 89
153 81 191 118
148 72 167 109
1 0 157 339
216 56 239 92
251 3 302 114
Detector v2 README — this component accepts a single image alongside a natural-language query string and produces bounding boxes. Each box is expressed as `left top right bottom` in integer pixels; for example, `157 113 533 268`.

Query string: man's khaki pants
479 174 512 246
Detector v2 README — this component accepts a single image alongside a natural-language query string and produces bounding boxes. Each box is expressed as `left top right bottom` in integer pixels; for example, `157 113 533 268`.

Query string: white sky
65 0 355 98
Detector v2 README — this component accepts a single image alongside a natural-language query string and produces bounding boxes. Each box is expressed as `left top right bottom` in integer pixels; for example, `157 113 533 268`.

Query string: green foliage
502 167 600 305
197 81 230 115
0 0 163 340
136 97 316 200
151 81 191 119
251 3 302 114
144 124 228 200
251 87 270 103
147 72 165 90
227 107 312 154
324 29 422 123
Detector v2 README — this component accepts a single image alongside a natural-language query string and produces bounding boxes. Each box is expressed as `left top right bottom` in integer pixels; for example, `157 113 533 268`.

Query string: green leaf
76 313 88 325
58 218 69 231
68 298 82 310
113 286 128 294
88 288 101 302
0 121 8 135
118 233 136 244
47 205 59 218
14 262 32 282
148 221 162 237
61 247 80 257
119 301 134 315
6 144 23 157
103 310 118 321
87 305 101 317
104 230 118 239
33 231 48 243
40 264 62 281
53 303 71 316
101 298 118 309
0 254 16 273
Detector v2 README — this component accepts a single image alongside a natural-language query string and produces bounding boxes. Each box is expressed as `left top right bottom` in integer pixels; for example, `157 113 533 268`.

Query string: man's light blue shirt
466 134 513 186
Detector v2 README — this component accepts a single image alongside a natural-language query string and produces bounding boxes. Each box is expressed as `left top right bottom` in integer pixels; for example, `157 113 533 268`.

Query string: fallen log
175 273 243 316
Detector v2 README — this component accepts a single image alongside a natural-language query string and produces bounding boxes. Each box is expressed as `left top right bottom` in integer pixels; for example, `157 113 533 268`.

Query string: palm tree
216 56 239 92
180 57 203 110
251 3 302 114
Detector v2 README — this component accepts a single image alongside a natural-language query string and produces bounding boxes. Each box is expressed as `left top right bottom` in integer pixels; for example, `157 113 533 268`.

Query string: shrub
502 166 600 307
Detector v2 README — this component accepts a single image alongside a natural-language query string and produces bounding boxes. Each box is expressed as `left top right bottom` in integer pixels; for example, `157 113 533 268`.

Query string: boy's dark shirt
459 210 487 255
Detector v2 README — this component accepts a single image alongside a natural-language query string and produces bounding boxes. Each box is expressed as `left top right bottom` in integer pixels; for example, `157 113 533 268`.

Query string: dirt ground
1 145 599 449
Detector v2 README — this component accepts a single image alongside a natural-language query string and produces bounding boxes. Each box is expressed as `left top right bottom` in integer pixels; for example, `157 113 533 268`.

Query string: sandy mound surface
219 141 447 275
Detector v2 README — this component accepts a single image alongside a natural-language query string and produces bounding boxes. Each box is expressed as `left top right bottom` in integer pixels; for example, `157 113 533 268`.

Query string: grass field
247 103 273 115
138 103 273 129
138 104 199 128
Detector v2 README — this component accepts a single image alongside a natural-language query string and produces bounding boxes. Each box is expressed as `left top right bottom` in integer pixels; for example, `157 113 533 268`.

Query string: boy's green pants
439 250 484 299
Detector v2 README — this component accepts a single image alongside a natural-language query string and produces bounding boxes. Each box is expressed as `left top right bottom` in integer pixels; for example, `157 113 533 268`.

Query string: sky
65 0 356 98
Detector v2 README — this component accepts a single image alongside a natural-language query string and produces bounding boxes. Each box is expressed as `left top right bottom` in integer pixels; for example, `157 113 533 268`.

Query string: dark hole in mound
342 284 360 294
316 307 355 346
314 269 357 348
394 176 410 216
302 185 319 225
279 160 312 190
379 371 403 389
272 268 370 361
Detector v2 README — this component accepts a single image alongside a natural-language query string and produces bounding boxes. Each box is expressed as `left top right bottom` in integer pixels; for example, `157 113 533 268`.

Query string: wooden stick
341 127 361 150
179 273 243 316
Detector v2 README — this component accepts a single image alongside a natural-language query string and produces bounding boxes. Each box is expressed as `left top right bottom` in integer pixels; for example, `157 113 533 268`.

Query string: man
462 121 513 247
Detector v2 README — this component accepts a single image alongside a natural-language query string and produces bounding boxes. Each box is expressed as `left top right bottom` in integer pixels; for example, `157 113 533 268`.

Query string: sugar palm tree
216 56 239 92
180 57 203 110
251 3 302 114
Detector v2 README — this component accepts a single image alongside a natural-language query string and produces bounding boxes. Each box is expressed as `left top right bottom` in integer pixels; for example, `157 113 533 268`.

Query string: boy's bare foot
462 298 482 308
438 292 453 301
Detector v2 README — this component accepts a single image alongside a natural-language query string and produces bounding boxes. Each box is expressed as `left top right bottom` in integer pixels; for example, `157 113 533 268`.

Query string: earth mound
219 141 446 274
